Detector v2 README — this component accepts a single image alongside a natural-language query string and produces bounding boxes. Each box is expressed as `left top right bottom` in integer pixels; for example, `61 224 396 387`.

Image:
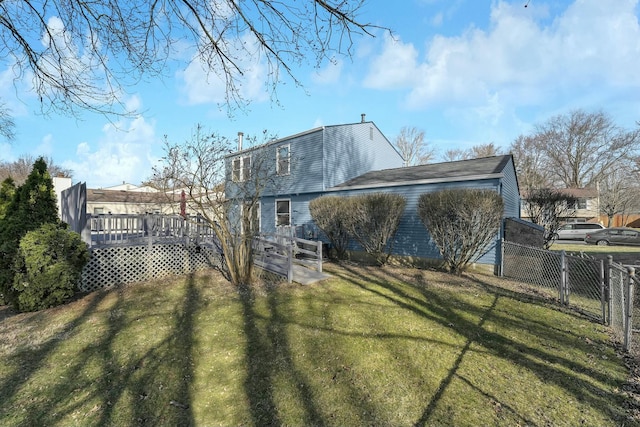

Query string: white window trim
275 198 291 227
276 144 291 176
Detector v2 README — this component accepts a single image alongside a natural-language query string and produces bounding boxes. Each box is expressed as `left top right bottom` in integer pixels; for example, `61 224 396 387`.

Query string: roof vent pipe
361 113 366 123
238 132 244 151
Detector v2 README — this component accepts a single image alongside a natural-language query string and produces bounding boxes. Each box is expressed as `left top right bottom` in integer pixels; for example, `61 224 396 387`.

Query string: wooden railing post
287 238 294 283
317 240 323 273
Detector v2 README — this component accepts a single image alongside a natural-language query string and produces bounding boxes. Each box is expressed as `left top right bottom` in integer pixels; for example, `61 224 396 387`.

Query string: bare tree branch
0 0 387 118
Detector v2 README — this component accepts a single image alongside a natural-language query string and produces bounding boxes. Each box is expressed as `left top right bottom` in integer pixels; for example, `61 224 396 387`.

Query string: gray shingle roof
87 188 180 204
332 155 513 189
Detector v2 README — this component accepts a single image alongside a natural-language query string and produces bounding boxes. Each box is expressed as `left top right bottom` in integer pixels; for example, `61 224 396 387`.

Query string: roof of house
87 188 180 204
331 155 514 190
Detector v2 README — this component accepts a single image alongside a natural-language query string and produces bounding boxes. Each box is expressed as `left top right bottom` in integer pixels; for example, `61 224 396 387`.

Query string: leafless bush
309 196 350 260
418 189 503 275
344 193 406 266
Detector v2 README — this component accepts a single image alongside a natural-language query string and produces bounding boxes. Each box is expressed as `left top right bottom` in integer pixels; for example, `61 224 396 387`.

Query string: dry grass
0 264 635 426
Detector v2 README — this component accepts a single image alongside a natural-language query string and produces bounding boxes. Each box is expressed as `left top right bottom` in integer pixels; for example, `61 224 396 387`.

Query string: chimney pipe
238 131 244 151
361 113 366 123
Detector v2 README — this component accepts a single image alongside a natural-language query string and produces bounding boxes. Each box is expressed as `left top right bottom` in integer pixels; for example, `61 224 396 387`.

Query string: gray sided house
225 120 520 269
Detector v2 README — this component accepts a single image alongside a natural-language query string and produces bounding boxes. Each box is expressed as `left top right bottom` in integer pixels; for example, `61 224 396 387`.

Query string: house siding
500 157 520 219
262 177 507 266
264 130 325 196
228 122 402 199
328 180 502 265
323 123 403 190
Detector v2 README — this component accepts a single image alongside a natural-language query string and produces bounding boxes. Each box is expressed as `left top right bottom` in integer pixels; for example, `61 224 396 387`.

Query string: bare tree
442 143 502 162
394 127 434 166
530 110 640 188
469 143 502 158
0 1 385 118
442 148 469 162
509 134 552 192
151 125 278 286
0 155 72 185
523 188 577 249
0 103 15 141
598 169 640 227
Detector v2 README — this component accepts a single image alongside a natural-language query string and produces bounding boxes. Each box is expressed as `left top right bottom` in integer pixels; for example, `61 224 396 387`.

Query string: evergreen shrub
11 223 89 312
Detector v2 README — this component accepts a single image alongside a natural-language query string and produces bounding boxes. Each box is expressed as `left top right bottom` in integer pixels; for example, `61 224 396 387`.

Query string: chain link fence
502 240 637 351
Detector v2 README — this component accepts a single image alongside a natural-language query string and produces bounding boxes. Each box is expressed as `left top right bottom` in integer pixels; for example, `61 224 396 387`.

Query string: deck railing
254 232 323 283
88 213 216 248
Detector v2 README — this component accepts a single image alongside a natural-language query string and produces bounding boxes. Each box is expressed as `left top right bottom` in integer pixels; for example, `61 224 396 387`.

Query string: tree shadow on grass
0 274 200 426
238 281 326 426
0 290 110 421
336 264 627 426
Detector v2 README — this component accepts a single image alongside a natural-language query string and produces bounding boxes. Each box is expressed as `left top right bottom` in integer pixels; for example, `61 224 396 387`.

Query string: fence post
499 238 505 277
624 266 635 352
559 250 567 305
600 259 606 325
606 255 613 326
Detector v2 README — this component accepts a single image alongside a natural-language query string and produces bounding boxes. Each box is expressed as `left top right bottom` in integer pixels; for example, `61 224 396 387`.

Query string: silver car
554 223 606 240
584 227 640 246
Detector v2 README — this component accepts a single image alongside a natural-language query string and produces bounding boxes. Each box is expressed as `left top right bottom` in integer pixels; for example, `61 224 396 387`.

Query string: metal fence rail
502 240 636 351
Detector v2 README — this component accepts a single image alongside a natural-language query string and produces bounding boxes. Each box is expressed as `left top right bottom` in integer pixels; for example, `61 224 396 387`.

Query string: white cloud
0 142 16 162
35 134 54 157
363 35 422 90
63 110 159 188
177 32 270 106
312 59 344 85
364 0 640 125
0 65 33 118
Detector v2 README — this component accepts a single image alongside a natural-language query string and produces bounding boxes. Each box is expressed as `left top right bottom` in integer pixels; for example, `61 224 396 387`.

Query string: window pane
242 156 251 180
577 198 587 209
276 200 290 226
277 200 289 214
232 158 241 181
277 146 290 175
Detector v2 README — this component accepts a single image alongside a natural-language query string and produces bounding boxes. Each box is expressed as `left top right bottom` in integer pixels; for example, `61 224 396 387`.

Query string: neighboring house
520 187 599 224
87 187 181 215
225 118 521 269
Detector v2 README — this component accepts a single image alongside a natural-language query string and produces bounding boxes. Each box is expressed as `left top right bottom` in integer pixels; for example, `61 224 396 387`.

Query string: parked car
584 227 640 246
554 223 606 240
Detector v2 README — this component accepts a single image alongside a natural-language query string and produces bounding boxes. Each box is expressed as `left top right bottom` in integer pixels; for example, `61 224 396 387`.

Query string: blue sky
1 0 639 189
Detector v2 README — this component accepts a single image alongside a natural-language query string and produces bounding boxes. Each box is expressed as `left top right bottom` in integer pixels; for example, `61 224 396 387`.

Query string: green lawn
0 263 634 426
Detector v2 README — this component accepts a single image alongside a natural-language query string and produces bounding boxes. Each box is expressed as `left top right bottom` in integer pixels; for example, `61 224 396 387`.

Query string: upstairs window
570 198 587 210
232 155 251 182
277 144 290 176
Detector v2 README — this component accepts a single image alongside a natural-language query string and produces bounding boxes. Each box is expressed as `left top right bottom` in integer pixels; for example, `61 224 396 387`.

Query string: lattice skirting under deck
80 243 222 292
